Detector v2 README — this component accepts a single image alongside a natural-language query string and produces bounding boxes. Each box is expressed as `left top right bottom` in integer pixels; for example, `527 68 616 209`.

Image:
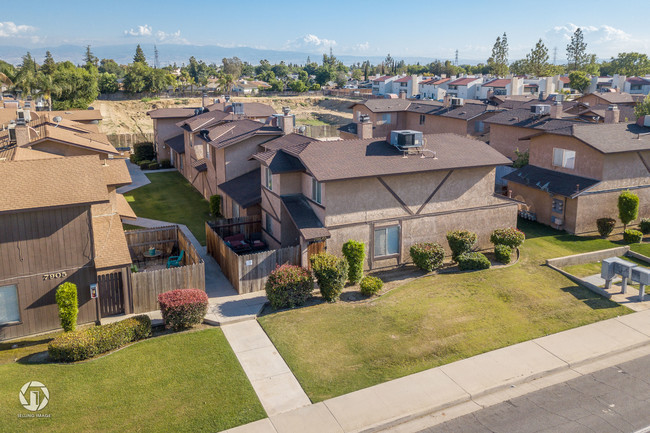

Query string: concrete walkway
222 309 650 433
116 160 177 194
583 273 650 311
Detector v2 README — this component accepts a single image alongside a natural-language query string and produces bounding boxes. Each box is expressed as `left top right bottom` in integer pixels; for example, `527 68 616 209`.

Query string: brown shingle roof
208 119 282 150
92 213 132 269
448 77 480 86
372 76 394 82
147 107 197 119
116 194 137 220
101 159 132 186
281 195 330 240
578 92 636 105
280 134 511 182
218 169 261 209
420 78 450 85
28 124 118 156
48 110 103 122
261 133 316 151
356 99 413 113
0 155 109 213
177 110 230 132
556 123 650 154
483 79 510 88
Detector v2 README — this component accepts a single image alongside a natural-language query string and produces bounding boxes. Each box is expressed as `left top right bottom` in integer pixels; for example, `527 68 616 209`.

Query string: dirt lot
95 95 355 135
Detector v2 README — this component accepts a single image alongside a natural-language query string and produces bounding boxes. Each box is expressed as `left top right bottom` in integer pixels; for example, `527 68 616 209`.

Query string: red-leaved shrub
265 264 314 309
158 289 208 331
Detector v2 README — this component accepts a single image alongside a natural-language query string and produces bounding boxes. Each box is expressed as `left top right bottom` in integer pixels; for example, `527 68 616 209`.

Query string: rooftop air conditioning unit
8 124 16 143
450 97 464 107
390 130 424 151
16 109 30 125
232 102 245 115
359 114 370 123
530 104 551 116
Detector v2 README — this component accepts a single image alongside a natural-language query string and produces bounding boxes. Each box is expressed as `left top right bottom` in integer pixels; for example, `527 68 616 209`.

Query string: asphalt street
419 354 650 433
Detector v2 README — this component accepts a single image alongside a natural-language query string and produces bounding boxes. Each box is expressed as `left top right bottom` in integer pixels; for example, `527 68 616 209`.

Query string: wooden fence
106 133 154 149
125 226 205 313
131 263 205 313
206 222 301 294
210 216 262 239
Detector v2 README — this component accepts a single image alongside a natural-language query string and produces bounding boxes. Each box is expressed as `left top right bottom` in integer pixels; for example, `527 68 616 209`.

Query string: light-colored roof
372 76 394 82
0 155 109 213
92 213 132 269
483 79 511 88
101 158 132 186
559 123 650 154
448 77 481 86
27 124 119 156
147 107 197 119
48 109 103 122
115 194 137 220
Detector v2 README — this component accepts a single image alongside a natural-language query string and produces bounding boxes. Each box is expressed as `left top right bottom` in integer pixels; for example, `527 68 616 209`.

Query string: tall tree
84 45 98 67
488 33 508 77
36 72 60 111
566 28 587 71
133 44 147 64
568 70 590 93
525 39 550 77
222 57 243 79
608 52 650 76
41 51 56 76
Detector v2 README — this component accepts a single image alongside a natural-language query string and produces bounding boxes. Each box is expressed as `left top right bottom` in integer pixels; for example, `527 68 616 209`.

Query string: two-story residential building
576 91 640 107
371 75 397 96
418 77 450 100
504 121 650 234
624 77 650 95
392 75 420 98
446 77 482 99
253 131 518 269
477 77 524 99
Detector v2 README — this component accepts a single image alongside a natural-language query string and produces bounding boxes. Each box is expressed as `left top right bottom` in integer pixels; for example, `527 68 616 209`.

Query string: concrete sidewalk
222 309 650 433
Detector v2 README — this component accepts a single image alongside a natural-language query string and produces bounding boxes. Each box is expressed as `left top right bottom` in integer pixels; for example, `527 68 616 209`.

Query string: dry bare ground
95 95 355 135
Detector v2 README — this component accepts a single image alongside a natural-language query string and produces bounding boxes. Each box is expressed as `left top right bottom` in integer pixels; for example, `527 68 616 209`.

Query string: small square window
0 284 20 325
311 177 322 204
266 213 273 236
232 201 240 218
419 114 425 125
374 226 400 258
264 167 273 190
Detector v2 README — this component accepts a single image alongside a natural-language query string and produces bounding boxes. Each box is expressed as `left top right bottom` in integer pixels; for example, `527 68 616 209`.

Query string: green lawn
259 219 637 402
0 329 265 432
124 172 210 245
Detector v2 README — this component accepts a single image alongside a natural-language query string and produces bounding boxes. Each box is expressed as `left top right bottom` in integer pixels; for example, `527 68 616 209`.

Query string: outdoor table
143 250 163 266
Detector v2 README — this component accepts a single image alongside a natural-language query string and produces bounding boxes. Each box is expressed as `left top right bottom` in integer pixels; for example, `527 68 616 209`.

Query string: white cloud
547 23 646 58
155 30 188 44
284 34 337 52
0 21 36 37
124 24 153 37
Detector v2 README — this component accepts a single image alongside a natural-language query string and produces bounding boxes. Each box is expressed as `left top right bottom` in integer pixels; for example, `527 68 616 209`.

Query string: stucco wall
31 140 106 158
402 112 466 136
153 118 183 162
488 124 534 160
574 187 650 233
529 134 604 180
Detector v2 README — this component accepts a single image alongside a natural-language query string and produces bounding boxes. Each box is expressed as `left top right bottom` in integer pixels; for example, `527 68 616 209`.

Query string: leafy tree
488 33 509 77
133 44 147 64
513 148 529 168
335 72 347 88
123 62 150 93
222 57 242 78
255 59 272 76
351 68 363 81
41 51 56 75
583 54 600 76
84 45 99 68
0 60 16 85
509 59 527 76
98 72 119 93
618 190 639 231
146 68 173 93
525 39 550 77
634 94 650 119
566 28 587 71
315 66 333 85
568 70 590 93
288 79 307 92
56 282 78 332
51 62 98 110
607 52 650 76
35 72 60 111
271 62 289 79
99 58 123 77
217 73 234 93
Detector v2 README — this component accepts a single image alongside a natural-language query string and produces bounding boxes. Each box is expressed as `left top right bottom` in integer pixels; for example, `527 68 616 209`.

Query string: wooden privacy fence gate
206 222 301 294
97 271 125 317
130 263 205 313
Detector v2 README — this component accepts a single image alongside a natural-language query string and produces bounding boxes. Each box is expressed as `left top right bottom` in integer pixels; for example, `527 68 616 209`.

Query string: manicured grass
296 118 328 126
124 171 210 245
563 262 604 278
0 328 265 432
258 219 634 402
0 330 62 365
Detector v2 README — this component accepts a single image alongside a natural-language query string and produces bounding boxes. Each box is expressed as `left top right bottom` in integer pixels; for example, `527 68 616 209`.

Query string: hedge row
48 315 151 362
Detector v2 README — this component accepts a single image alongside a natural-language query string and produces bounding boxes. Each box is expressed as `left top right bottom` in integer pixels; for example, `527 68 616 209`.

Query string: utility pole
553 46 557 65
154 45 159 69
454 49 459 66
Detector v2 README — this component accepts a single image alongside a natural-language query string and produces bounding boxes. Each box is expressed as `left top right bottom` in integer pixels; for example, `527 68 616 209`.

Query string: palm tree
14 69 36 97
218 73 234 94
35 72 61 111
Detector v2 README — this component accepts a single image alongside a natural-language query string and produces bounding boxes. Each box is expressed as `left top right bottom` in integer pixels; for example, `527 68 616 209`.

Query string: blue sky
1 0 649 61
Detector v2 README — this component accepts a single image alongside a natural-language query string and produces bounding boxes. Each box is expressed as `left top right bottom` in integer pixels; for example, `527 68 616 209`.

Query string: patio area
126 225 202 271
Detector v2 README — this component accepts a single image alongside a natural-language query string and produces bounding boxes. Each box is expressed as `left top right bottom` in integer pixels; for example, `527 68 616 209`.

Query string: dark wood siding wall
0 205 98 340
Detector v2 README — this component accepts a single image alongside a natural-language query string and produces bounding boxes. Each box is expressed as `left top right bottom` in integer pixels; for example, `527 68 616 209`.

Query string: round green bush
310 253 348 302
409 242 445 272
56 282 78 332
640 218 650 235
446 230 478 262
596 217 616 237
342 240 366 284
494 244 512 264
623 229 643 244
490 227 525 248
160 159 172 169
359 276 384 296
457 252 491 271
265 264 314 309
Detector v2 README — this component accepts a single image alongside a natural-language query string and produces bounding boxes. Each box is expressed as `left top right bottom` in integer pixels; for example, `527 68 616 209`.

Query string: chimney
357 114 373 139
550 101 563 119
278 107 295 135
411 75 419 96
538 91 545 101
399 90 407 99
15 123 30 146
605 104 620 124
202 92 207 108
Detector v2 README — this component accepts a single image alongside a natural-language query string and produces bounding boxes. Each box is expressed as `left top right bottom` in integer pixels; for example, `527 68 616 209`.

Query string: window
374 226 400 258
552 148 576 169
311 177 322 204
356 111 362 121
382 113 392 124
232 201 240 218
400 82 408 87
552 198 564 213
0 284 20 324
206 144 210 161
264 166 273 190
419 114 425 125
631 85 642 91
265 213 273 236
475 120 484 133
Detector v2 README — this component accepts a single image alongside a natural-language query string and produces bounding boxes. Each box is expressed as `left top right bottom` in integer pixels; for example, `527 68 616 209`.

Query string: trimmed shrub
265 264 314 309
409 242 445 272
48 315 151 362
147 162 160 170
137 159 151 169
640 218 650 235
618 190 639 230
209 194 223 218
129 153 140 164
494 244 513 264
342 240 366 284
359 276 383 296
596 217 616 237
623 229 643 244
134 142 155 162
160 159 172 169
446 230 478 262
56 282 78 332
310 253 348 302
490 227 525 248
457 252 491 271
158 289 208 331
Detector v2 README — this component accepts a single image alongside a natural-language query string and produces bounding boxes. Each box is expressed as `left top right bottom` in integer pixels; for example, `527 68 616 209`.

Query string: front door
98 272 125 317
307 240 327 268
